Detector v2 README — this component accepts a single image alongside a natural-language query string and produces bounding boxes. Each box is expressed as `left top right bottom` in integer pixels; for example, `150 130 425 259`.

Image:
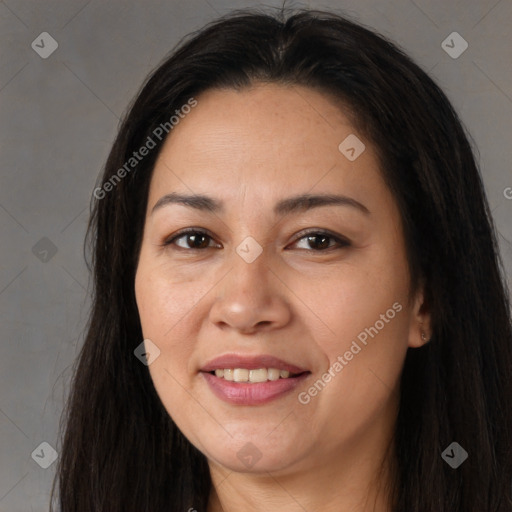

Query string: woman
50 7 512 512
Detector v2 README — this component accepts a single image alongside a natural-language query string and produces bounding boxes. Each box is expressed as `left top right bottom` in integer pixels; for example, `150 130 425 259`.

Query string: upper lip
200 354 309 374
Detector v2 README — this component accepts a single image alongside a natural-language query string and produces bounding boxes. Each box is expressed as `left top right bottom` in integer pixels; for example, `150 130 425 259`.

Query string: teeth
249 368 267 383
233 368 249 382
267 368 280 381
212 367 298 382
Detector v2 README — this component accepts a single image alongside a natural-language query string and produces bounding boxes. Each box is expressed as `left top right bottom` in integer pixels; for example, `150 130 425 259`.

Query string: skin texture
134 83 431 512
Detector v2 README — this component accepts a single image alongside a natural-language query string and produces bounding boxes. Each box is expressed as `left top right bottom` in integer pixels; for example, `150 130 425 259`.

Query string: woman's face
135 83 429 476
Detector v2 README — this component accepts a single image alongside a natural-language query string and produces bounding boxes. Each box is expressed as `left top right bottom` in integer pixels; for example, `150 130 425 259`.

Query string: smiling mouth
205 368 309 383
201 369 311 405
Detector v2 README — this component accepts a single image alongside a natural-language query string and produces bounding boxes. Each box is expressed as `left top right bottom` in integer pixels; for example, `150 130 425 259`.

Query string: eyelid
162 227 219 249
162 227 351 252
290 228 351 248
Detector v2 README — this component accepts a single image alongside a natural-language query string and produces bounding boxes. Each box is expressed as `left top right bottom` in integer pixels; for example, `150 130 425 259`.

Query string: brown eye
164 229 219 250
290 230 351 252
162 228 350 253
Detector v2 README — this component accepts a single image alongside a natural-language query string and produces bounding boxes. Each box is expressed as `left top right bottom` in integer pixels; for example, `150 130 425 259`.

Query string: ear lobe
408 288 432 348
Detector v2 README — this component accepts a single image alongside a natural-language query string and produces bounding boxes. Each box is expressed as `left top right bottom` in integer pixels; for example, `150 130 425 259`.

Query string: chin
200 431 307 474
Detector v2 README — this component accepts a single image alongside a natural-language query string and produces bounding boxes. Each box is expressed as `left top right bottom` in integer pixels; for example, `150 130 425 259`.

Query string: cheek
301 297 409 444
134 261 203 424
306 256 409 356
300 251 410 411
134 256 222 396
134 260 190 382
135 255 205 340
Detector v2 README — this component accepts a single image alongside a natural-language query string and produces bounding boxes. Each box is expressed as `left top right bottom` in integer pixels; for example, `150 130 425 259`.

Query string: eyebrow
151 192 370 217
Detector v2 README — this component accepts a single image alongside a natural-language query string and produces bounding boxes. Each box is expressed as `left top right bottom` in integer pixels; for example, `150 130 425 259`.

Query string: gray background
0 0 511 510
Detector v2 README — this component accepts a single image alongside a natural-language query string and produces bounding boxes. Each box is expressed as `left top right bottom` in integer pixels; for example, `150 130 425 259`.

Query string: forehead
162 83 356 154
147 83 389 215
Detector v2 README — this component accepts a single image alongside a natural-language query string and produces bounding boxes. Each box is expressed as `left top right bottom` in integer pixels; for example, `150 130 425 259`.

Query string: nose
208 247 292 335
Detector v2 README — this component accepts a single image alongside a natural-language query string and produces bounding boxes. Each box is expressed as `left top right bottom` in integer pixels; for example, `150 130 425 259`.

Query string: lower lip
201 371 310 405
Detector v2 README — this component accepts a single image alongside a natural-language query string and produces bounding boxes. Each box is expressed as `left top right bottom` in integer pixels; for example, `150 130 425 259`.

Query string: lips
200 353 311 405
200 354 308 374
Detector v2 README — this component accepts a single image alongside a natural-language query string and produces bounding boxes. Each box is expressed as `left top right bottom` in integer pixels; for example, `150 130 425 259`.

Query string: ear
408 285 432 348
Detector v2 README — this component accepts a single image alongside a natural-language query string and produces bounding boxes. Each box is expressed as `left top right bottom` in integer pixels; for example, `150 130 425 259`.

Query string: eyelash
161 228 351 252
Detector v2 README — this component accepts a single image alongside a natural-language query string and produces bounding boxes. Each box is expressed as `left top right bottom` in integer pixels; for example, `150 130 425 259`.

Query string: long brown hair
50 7 512 511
